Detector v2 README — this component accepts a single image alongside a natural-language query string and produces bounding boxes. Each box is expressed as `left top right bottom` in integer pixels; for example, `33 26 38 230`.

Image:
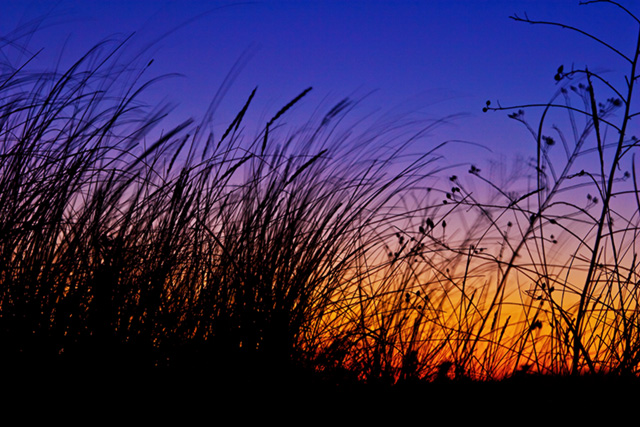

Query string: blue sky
2 0 637 166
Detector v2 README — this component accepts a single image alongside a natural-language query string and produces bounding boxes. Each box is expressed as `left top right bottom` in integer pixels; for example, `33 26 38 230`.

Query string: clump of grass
0 25 453 380
0 33 197 371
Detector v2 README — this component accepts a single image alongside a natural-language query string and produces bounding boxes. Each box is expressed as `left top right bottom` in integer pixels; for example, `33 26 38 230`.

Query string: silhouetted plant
482 0 640 376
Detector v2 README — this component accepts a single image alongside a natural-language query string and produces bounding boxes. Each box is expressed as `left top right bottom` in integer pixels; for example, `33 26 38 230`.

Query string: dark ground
4 359 638 422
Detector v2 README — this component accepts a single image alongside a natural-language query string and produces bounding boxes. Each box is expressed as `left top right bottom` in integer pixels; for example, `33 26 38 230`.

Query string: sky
1 0 638 168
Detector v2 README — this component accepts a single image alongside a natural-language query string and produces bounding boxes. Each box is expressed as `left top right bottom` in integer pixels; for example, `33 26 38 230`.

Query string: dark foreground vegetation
2 1 640 396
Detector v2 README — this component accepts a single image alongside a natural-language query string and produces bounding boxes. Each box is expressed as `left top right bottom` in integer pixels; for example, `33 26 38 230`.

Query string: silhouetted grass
2 0 640 390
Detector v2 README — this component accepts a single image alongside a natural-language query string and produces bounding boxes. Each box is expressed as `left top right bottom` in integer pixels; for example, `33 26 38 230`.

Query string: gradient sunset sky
2 0 637 166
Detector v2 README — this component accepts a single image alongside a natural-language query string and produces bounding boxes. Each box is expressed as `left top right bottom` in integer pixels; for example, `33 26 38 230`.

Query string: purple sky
2 0 637 166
